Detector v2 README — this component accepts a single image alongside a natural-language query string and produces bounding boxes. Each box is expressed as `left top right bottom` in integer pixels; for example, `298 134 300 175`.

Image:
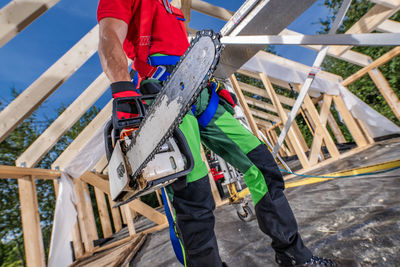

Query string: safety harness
133 0 186 79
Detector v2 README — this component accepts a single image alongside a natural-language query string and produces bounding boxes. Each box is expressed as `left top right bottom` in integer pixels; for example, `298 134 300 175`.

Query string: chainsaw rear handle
112 94 157 133
105 95 157 161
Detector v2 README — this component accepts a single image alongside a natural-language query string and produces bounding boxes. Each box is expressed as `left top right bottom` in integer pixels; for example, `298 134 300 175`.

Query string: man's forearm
98 20 131 83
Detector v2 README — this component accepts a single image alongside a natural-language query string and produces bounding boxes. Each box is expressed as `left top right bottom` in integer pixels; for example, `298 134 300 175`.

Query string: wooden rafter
333 95 369 147
328 3 400 56
191 0 234 21
343 47 400 86
230 75 261 138
0 0 59 47
260 73 310 168
376 19 400 32
369 0 400 8
16 73 110 168
51 101 111 170
250 108 280 123
0 26 99 143
304 94 340 165
237 80 296 107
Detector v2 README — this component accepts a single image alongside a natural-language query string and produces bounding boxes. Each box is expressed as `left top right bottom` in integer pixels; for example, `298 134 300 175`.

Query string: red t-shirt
97 0 189 61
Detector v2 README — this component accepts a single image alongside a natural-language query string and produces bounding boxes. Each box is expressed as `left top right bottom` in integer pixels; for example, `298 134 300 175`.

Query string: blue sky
0 0 332 122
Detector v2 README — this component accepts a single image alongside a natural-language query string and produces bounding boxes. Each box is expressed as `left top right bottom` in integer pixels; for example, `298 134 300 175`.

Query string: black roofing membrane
131 138 400 266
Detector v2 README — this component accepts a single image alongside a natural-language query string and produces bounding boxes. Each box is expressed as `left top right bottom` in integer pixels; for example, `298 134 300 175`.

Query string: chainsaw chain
127 30 223 184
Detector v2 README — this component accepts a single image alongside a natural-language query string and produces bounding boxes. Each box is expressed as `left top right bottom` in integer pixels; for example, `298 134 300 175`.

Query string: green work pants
173 89 312 266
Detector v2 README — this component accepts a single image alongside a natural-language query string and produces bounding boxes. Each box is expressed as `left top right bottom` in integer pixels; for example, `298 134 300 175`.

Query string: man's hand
111 81 141 120
98 17 131 83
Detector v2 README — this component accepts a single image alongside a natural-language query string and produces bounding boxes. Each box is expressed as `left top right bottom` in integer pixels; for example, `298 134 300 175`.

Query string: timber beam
0 26 99 143
0 0 59 47
0 165 60 179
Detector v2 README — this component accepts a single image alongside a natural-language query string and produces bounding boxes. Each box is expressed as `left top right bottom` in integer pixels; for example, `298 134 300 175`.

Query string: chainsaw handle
112 95 157 132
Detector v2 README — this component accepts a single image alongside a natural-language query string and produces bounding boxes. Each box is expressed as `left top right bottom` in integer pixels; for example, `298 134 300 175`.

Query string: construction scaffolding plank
0 0 59 47
0 25 99 143
214 0 317 79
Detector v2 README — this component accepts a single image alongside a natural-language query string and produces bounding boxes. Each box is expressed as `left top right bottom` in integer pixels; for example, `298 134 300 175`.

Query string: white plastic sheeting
242 51 400 138
48 119 109 267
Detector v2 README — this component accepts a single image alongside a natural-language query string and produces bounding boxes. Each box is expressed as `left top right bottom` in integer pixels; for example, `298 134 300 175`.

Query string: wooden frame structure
0 0 399 266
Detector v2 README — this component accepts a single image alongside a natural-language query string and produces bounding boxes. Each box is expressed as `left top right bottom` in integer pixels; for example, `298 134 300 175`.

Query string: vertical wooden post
333 95 369 147
303 94 340 165
53 178 84 258
18 176 45 267
123 205 136 236
94 188 113 238
82 184 99 242
230 74 261 139
108 198 123 232
260 73 310 168
156 190 163 207
120 206 127 225
73 179 95 252
71 223 84 259
278 127 296 157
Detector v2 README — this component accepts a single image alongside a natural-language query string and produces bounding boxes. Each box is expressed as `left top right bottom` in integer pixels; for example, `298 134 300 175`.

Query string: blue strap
148 55 180 66
132 70 139 88
152 67 170 81
197 84 219 128
161 187 185 265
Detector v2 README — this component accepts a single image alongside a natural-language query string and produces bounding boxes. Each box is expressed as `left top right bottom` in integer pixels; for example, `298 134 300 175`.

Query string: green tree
320 0 400 126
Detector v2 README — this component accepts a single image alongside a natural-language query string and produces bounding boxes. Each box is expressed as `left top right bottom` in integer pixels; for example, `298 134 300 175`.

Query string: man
97 0 361 266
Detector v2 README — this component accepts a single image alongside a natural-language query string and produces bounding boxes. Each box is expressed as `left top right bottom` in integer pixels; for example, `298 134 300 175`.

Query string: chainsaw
105 30 223 206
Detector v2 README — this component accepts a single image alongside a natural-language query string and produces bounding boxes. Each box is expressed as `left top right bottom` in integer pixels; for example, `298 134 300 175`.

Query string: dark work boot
276 255 362 267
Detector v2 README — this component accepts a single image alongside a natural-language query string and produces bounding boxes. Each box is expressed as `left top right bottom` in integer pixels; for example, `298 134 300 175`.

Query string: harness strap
133 0 186 79
161 187 186 266
197 84 219 128
149 55 180 66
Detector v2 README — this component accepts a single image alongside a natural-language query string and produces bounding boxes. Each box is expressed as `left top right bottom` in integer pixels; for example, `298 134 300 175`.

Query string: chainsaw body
105 95 194 204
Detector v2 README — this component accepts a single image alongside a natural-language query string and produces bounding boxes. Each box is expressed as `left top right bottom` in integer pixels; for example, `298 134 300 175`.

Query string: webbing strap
197 84 219 128
161 187 186 266
149 55 180 66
